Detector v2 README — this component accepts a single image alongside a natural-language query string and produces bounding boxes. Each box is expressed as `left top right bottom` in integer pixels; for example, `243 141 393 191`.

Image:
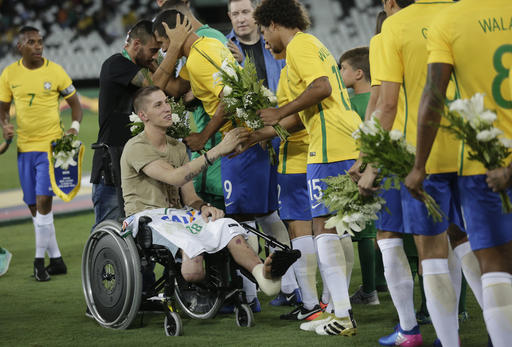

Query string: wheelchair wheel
174 275 225 320
235 304 254 328
164 312 183 336
82 220 142 330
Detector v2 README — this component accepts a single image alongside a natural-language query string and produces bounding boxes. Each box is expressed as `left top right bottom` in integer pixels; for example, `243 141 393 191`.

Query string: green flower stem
273 124 290 141
499 191 512 214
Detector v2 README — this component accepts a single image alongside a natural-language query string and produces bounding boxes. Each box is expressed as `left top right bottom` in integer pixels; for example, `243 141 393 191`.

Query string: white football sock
378 238 417 331
237 269 257 302
33 216 46 258
482 272 512 347
422 258 459 347
243 221 260 253
454 241 483 308
316 233 350 318
280 266 298 294
292 236 319 310
34 212 53 258
447 242 462 330
45 212 61 258
255 211 290 246
314 236 331 304
340 233 354 285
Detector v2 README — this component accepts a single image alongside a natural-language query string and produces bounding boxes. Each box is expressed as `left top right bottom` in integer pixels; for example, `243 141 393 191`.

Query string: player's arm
358 81 400 196
404 63 452 200
144 127 249 186
152 20 192 97
0 101 14 142
180 181 224 221
63 93 83 135
183 99 229 152
235 113 304 154
259 76 331 126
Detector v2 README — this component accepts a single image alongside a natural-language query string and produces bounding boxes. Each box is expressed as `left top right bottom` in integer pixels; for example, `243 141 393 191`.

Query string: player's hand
2 123 14 141
405 167 427 201
183 132 207 152
65 128 78 136
358 166 379 197
200 204 224 222
183 90 196 104
258 107 282 126
486 166 512 192
218 127 250 155
348 158 363 183
163 15 193 51
227 40 244 63
230 131 256 157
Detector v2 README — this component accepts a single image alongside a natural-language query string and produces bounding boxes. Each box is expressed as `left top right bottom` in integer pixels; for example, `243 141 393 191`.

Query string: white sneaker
300 311 332 331
0 248 12 277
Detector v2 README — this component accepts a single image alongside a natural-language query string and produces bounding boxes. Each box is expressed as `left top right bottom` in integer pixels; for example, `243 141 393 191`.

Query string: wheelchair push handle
91 142 110 150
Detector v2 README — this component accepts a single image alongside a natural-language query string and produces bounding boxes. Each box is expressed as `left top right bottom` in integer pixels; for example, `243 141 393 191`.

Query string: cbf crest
44 81 52 90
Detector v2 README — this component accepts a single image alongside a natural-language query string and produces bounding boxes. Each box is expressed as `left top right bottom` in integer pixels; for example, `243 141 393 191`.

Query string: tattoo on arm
183 160 209 182
131 70 147 87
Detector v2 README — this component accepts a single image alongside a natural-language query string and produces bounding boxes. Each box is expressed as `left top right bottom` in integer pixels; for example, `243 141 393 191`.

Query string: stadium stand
0 0 380 80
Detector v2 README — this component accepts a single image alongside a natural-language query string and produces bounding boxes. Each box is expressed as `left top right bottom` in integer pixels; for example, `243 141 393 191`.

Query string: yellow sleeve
179 64 190 81
427 13 454 65
369 35 382 87
55 64 75 99
0 67 12 103
287 36 327 87
377 22 403 84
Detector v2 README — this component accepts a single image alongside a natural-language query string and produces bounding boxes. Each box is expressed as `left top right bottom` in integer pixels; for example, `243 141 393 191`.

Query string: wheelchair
82 216 300 336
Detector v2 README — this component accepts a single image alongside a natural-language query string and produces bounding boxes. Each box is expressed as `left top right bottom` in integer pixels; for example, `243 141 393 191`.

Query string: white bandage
70 120 80 133
252 263 281 296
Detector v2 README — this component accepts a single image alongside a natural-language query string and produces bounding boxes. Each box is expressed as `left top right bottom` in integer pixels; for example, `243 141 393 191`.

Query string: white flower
71 140 81 148
223 85 233 97
129 112 141 123
221 59 238 81
360 118 378 136
449 93 486 128
268 95 277 105
405 143 416 155
478 110 497 125
389 130 403 141
236 108 248 120
261 86 277 104
130 125 138 132
499 137 512 149
171 113 180 123
476 128 503 142
54 153 77 170
352 129 361 140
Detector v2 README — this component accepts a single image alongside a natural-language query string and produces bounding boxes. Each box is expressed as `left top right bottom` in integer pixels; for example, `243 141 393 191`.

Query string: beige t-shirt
121 132 189 216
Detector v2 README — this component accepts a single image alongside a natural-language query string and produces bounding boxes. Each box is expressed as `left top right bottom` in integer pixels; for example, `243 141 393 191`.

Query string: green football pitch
0 212 488 346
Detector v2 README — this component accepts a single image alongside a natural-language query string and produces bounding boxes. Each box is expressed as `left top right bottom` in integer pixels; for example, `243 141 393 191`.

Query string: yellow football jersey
276 67 308 174
369 33 406 133
428 0 512 175
377 0 459 175
285 32 360 164
180 36 238 135
0 58 75 152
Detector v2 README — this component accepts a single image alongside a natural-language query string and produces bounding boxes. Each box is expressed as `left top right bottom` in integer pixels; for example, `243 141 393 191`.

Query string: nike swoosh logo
297 311 313 320
11 85 21 88
225 201 234 207
311 202 322 209
285 294 295 302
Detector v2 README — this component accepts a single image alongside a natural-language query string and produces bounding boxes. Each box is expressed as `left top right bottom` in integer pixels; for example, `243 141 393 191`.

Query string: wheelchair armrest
136 216 153 249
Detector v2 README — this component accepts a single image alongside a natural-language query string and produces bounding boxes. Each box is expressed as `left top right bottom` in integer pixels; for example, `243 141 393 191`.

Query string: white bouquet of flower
322 172 385 236
129 97 191 139
194 47 290 164
441 93 512 212
354 116 444 222
51 134 81 170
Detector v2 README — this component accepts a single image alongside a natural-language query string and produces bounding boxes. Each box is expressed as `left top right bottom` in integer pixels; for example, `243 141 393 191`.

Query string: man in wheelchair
120 86 293 296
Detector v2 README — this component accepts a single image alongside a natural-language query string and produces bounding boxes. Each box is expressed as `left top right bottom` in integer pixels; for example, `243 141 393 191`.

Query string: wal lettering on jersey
478 16 512 33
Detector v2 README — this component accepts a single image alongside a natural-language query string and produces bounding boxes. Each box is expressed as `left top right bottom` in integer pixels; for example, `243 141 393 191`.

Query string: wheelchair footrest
270 249 301 278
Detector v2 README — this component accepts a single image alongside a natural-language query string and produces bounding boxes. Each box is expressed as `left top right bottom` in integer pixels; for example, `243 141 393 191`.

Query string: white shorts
122 208 246 258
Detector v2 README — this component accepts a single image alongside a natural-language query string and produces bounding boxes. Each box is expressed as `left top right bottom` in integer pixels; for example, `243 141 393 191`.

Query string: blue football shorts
458 175 512 250
277 173 312 221
306 159 355 218
401 172 465 236
221 144 278 214
17 151 54 205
